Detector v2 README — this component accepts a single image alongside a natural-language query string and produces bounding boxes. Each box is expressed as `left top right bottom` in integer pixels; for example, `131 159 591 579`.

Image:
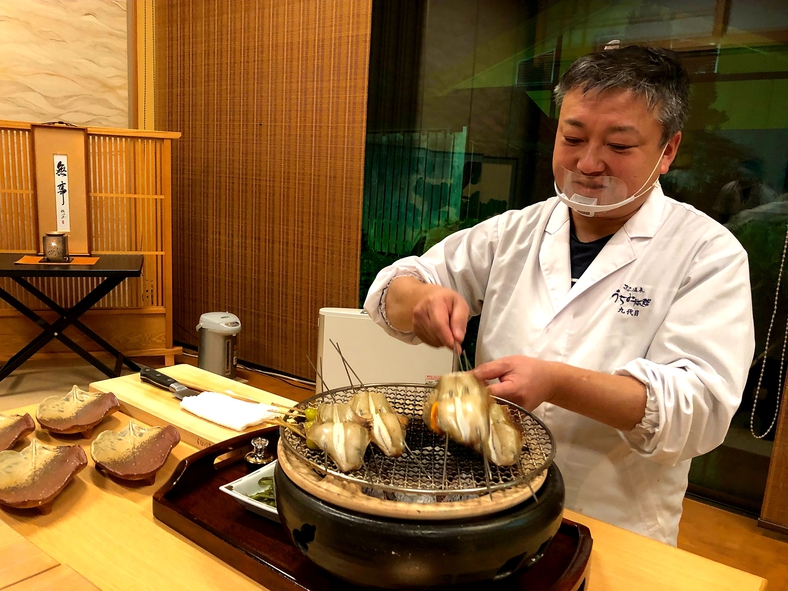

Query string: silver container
196 312 241 378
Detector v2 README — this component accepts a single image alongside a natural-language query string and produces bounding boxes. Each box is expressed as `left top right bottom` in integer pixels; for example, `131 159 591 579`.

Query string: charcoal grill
274 384 564 588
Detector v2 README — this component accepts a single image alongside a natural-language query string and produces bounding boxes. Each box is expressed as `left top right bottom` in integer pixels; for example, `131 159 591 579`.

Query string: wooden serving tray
152 429 592 591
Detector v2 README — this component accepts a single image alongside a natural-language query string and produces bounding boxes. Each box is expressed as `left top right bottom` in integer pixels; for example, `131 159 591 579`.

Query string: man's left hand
474 355 648 430
473 355 557 411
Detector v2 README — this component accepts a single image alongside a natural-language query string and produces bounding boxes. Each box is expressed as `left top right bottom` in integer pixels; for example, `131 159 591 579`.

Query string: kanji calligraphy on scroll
53 154 71 231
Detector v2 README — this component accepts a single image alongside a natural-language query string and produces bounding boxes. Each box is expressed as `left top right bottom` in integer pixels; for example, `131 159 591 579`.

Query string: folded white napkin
179 391 276 431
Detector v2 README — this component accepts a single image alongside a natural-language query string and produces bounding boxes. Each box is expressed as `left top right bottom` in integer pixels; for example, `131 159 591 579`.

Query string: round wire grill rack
279 383 555 497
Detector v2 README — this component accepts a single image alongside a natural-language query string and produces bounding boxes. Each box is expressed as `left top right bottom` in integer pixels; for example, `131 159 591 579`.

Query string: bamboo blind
156 0 373 379
0 121 180 358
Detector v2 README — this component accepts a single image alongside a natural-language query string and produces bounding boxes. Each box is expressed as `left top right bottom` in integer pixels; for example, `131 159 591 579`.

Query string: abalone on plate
0 440 87 514
36 385 120 437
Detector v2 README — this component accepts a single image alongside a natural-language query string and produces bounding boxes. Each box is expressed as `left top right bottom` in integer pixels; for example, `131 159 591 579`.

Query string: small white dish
220 460 280 522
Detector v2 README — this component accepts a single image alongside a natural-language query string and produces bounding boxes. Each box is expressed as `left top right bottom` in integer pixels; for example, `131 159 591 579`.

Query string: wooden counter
0 517 98 590
0 384 768 590
89 364 298 449
1 404 265 591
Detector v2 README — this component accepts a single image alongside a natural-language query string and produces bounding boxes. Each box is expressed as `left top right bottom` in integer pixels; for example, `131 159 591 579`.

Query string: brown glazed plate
36 385 120 437
91 420 181 485
0 440 87 514
0 413 36 450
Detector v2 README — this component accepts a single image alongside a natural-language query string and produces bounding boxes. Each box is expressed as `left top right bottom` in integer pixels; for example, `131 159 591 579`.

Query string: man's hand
386 277 469 349
411 286 469 348
473 356 557 411
474 355 648 431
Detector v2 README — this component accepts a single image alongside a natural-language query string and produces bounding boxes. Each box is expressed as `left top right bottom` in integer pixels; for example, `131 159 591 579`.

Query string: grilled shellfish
350 390 408 457
305 402 370 472
424 372 523 467
315 403 357 424
423 372 490 449
478 402 523 467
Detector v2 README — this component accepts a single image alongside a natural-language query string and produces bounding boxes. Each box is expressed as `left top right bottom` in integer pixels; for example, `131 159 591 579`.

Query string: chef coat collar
622 182 666 239
545 183 666 239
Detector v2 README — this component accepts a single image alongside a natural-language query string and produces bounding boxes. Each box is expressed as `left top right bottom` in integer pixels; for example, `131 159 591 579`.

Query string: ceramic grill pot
274 461 564 589
273 383 564 589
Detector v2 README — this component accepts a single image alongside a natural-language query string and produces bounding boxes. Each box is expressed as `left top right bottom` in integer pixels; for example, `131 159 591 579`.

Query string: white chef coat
363 186 755 545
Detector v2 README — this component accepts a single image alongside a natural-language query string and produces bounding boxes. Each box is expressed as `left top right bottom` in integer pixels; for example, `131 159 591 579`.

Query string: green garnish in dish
247 476 276 507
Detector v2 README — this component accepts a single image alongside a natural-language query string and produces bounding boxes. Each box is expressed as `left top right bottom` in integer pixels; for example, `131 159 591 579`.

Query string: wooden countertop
89 365 298 449
1 403 264 591
0 372 768 591
0 517 98 590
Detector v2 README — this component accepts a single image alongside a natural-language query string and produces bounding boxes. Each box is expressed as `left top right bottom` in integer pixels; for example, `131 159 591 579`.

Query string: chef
363 45 754 545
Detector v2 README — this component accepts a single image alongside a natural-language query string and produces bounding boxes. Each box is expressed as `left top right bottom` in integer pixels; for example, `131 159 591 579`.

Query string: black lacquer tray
152 428 592 591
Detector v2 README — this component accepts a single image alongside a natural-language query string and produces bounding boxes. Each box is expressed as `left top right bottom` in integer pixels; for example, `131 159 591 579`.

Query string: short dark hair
553 45 690 146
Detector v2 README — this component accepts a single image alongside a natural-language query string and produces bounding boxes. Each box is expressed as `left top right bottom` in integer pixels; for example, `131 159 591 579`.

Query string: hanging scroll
31 123 91 255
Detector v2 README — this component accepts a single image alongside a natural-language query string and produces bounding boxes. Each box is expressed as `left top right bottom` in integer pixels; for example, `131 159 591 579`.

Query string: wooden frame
31 124 91 255
0 120 182 365
759 379 788 534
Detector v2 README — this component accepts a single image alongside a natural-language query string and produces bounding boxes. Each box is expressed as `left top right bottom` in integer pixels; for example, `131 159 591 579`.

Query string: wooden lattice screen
0 120 181 361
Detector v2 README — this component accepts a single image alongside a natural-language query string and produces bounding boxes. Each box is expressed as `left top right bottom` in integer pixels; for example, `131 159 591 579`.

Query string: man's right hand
385 277 469 349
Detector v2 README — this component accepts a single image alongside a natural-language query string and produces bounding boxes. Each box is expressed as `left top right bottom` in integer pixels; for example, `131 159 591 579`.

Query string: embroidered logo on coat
610 284 651 317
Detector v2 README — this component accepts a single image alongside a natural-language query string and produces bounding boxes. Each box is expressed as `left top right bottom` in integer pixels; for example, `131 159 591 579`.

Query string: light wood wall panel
156 0 373 378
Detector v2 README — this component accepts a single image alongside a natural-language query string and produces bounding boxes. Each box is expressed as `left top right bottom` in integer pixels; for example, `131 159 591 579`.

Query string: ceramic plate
37 385 120 436
0 413 36 451
91 420 180 483
220 461 280 522
0 440 87 512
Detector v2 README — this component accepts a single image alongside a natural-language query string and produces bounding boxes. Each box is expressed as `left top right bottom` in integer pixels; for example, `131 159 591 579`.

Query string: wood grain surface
89 364 296 449
0 515 96 590
4 565 98 591
0 520 58 589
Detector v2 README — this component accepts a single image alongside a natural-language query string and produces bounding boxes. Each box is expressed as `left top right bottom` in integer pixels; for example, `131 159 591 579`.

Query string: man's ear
659 132 682 174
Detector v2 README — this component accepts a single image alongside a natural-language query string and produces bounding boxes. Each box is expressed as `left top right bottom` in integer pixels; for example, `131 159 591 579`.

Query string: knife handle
140 367 178 391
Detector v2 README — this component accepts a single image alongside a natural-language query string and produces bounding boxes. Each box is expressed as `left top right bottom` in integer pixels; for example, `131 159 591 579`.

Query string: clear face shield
554 171 630 217
554 144 668 217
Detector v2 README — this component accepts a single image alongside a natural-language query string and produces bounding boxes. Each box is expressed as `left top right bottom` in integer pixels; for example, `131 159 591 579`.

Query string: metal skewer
462 349 472 371
442 433 450 490
330 340 366 391
483 454 494 500
403 442 432 483
331 340 359 391
307 355 331 393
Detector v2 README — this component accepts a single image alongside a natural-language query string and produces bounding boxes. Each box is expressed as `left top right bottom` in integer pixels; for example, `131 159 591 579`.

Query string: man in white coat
363 45 754 545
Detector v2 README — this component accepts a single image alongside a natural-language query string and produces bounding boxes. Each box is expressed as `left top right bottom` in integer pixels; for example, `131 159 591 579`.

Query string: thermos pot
196 312 241 378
